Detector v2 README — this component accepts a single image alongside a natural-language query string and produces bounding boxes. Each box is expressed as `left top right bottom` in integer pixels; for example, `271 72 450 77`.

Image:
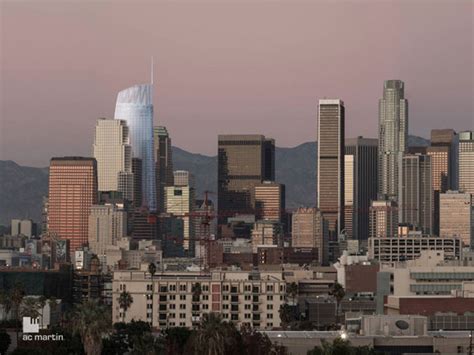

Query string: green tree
192 313 240 355
71 300 111 355
20 297 40 320
118 291 133 323
38 296 47 329
10 283 25 343
160 326 193 355
329 283 345 324
130 332 158 355
279 304 295 330
0 329 11 355
240 324 288 355
0 291 12 321
148 262 157 278
286 282 298 305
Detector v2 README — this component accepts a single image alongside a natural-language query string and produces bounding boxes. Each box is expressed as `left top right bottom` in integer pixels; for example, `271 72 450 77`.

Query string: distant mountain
0 135 429 226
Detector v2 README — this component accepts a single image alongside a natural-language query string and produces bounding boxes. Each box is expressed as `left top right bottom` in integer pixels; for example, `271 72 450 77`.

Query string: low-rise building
368 234 461 263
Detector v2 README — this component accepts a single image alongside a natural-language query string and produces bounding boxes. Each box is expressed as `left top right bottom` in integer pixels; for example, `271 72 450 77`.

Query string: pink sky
1 0 473 167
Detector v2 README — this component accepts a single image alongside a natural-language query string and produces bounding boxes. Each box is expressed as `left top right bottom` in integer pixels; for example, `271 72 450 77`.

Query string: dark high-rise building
427 129 457 235
459 131 474 194
132 158 143 209
378 80 408 202
317 99 345 239
154 126 174 213
344 137 378 241
217 134 275 230
48 157 98 255
400 154 433 234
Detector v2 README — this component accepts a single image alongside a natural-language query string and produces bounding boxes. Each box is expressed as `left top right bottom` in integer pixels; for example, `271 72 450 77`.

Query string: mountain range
0 135 429 226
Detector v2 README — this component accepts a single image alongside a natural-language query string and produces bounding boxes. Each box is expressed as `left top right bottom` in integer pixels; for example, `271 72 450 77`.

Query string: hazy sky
1 0 473 167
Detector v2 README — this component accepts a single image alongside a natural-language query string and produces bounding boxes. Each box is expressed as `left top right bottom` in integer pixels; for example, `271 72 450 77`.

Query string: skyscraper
154 126 174 212
48 157 98 255
254 181 286 223
459 131 474 194
217 134 275 229
131 158 143 208
369 200 398 238
399 154 433 234
291 207 326 264
344 137 378 240
439 190 474 248
378 80 408 201
165 176 195 254
317 99 345 239
114 84 156 211
88 203 127 256
93 118 133 201
427 129 457 235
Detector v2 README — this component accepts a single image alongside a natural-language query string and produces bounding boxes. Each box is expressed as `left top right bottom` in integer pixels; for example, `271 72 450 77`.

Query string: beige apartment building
112 270 286 330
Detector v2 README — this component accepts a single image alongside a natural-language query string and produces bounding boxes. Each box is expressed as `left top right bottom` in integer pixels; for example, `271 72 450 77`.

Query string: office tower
399 154 433 234
93 118 133 202
41 197 49 234
131 209 157 240
378 80 408 201
154 126 174 212
440 191 474 248
291 207 326 264
173 170 195 188
88 203 127 256
251 220 282 253
194 199 216 242
48 157 98 254
10 219 36 237
165 178 195 254
427 129 457 235
459 131 474 194
254 181 285 222
114 83 156 211
344 137 378 240
131 158 143 208
369 200 398 238
217 134 275 228
317 99 345 239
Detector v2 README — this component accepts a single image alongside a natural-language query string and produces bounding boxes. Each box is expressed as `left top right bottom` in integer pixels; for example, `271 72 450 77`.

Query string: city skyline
1 1 473 167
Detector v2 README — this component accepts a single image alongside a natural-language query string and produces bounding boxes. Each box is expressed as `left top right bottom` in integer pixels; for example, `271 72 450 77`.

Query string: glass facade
378 80 408 201
114 84 156 211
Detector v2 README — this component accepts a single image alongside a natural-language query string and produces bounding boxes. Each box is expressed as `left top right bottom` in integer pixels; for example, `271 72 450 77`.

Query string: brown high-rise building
217 134 275 229
48 157 98 255
291 207 327 265
369 200 398 238
317 99 345 240
427 129 457 235
254 181 285 223
154 126 174 213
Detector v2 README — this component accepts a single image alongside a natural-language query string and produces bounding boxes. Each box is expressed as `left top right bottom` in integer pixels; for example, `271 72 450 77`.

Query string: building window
267 304 273 310
147 284 153 291
266 285 273 292
170 295 176 301
180 313 186 319
180 304 186 310
180 284 187 292
267 295 273 301
223 304 229 310
170 304 176 310
180 295 186 301
267 313 273 319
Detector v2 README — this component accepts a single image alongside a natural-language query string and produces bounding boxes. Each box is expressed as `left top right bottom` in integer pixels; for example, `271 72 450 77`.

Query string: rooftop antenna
150 56 154 85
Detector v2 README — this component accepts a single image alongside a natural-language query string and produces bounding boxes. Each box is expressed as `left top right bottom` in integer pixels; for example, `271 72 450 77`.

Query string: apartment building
112 270 286 330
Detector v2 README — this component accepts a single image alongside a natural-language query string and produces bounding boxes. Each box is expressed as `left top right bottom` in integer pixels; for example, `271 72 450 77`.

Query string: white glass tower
378 80 408 201
114 84 157 211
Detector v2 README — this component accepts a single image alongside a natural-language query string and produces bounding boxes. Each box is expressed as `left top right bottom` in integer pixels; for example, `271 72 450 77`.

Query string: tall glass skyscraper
114 84 156 211
378 80 408 201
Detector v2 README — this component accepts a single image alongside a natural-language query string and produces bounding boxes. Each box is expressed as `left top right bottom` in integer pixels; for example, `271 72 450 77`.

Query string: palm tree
10 283 25 342
286 282 298 305
118 291 133 323
38 295 47 329
148 262 157 278
329 282 346 324
71 299 111 355
193 312 237 355
20 297 41 320
0 291 12 321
